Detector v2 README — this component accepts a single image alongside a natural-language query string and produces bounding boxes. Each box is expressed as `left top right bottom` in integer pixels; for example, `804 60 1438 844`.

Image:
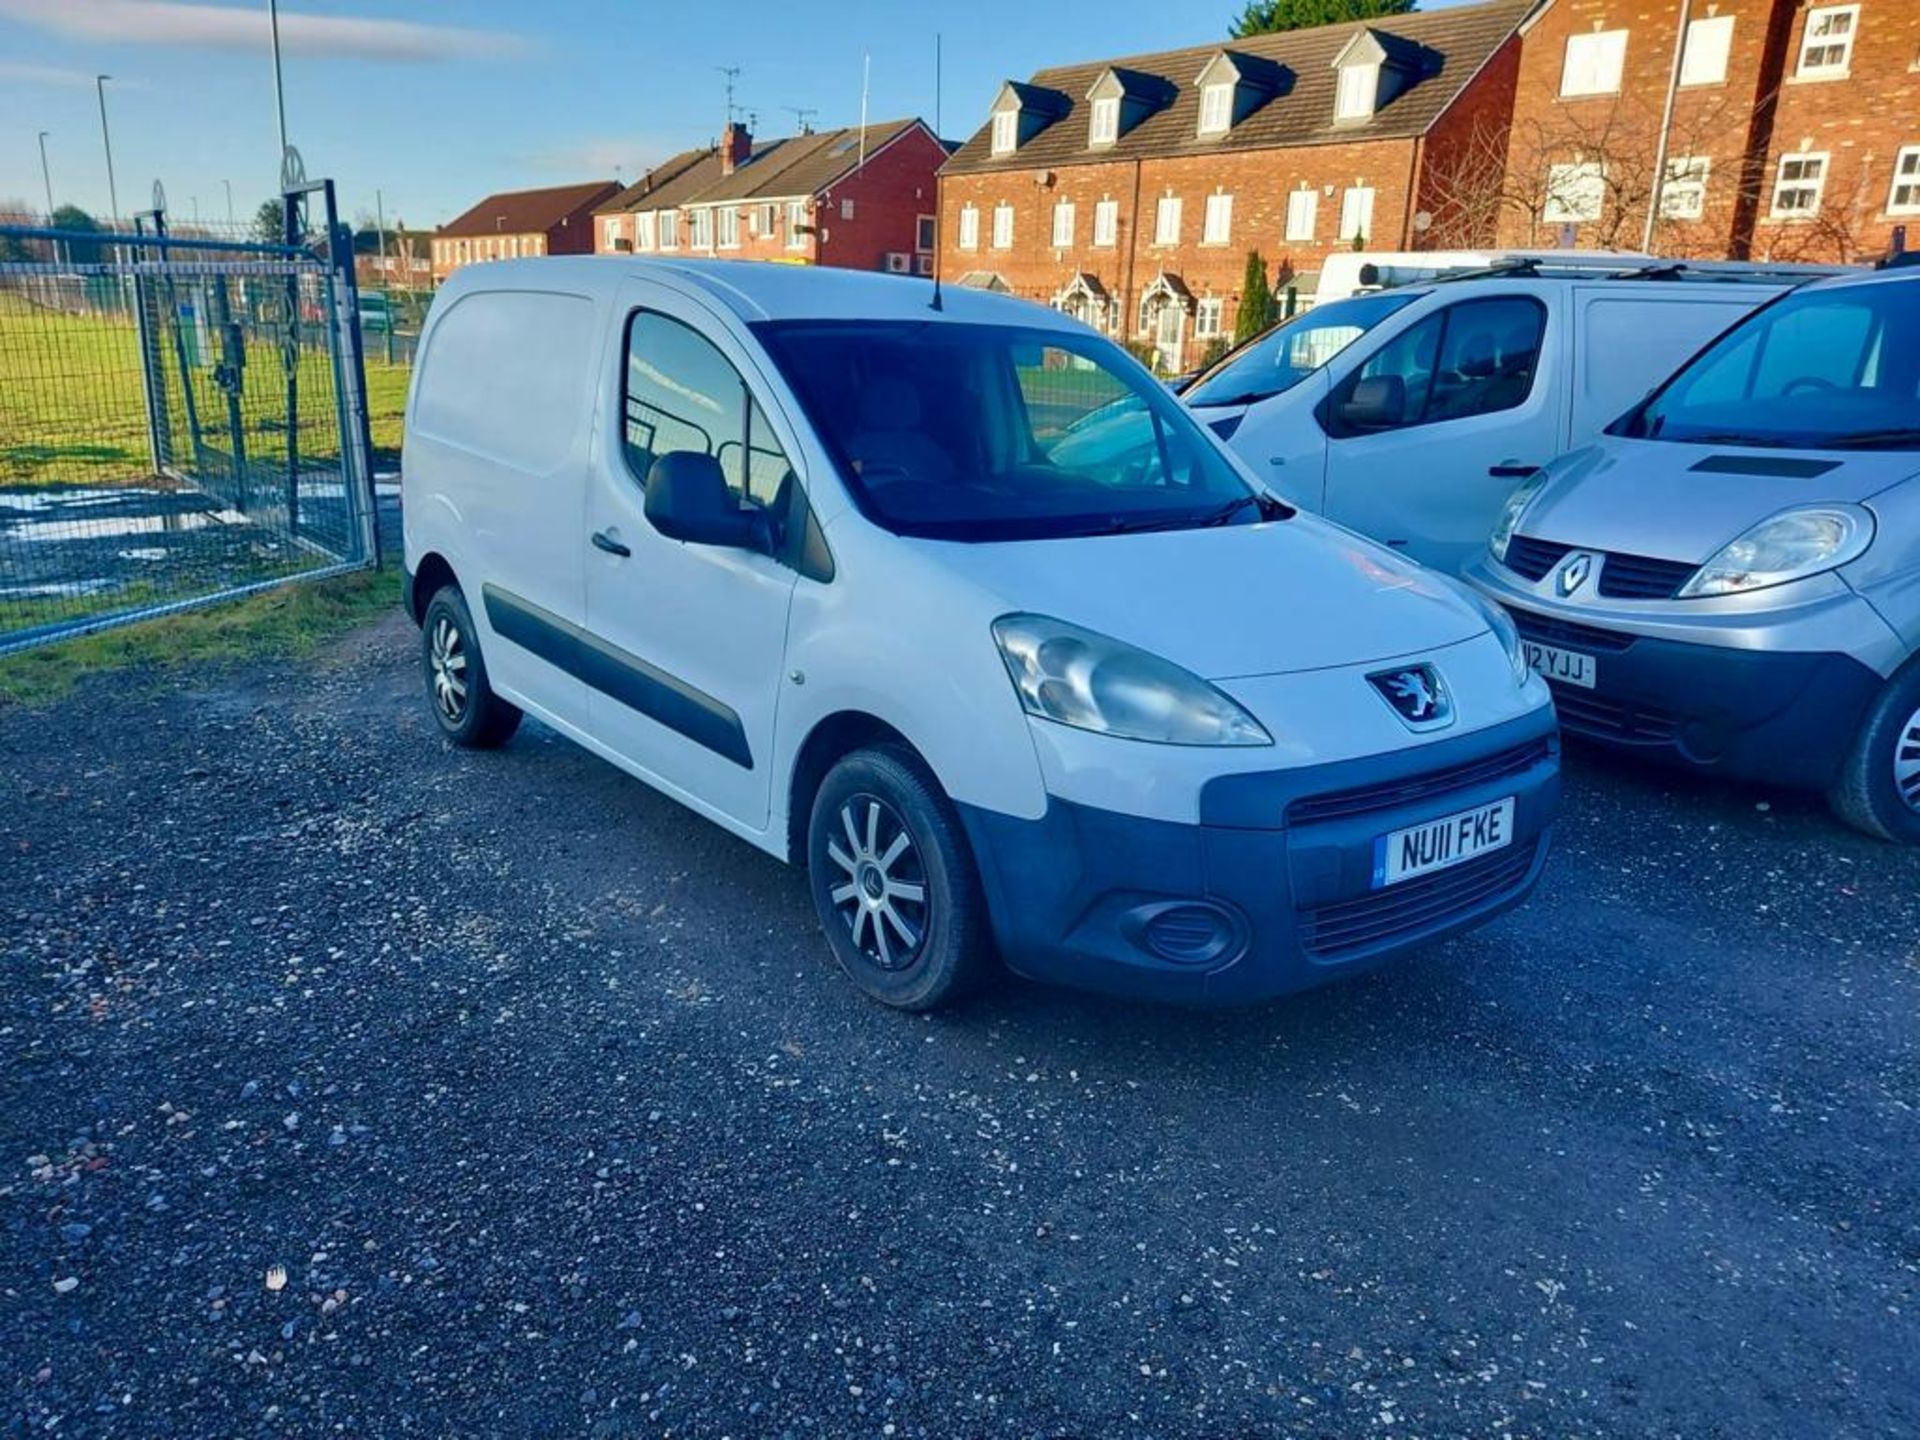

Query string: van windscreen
755 321 1273 542
1183 290 1420 409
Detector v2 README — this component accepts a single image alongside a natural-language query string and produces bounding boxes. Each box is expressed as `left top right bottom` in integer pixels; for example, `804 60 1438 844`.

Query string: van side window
1328 297 1546 436
623 310 792 507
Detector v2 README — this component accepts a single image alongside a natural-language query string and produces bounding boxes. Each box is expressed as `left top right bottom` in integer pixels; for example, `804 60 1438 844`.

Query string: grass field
0 565 396 705
0 293 408 489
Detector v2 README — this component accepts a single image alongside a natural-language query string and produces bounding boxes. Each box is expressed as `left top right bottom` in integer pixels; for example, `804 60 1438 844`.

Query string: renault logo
1367 664 1454 732
1556 551 1595 597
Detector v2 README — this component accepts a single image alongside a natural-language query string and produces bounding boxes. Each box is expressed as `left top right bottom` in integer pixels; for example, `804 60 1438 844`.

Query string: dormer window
1090 97 1120 146
991 110 1018 155
1198 83 1232 135
1336 61 1380 120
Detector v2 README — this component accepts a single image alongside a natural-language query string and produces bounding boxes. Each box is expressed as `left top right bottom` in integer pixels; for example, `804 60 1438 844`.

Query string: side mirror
1339 374 1406 430
644 452 770 552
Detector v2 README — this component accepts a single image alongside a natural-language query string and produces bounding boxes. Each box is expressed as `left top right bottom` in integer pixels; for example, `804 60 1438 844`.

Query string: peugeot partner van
1185 261 1836 572
1467 267 1920 842
402 259 1560 1009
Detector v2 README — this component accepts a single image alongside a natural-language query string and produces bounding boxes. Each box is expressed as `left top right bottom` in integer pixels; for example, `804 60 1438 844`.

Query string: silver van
1466 266 1920 841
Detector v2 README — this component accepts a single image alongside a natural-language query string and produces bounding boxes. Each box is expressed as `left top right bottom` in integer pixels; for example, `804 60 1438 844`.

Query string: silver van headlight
1678 505 1875 598
992 614 1272 747
1489 471 1550 564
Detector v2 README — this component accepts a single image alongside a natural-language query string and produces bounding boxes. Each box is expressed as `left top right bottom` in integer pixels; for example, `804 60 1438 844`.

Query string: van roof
434 256 1079 331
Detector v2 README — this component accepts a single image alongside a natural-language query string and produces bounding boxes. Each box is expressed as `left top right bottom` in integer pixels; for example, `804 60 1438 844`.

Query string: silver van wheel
430 615 468 724
1896 702 1920 814
825 794 928 971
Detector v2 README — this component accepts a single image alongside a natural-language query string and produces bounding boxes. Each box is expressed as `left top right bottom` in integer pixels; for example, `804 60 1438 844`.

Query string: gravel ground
3 608 1916 1439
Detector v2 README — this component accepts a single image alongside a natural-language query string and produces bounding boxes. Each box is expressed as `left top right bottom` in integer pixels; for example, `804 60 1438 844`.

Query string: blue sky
0 0 1475 232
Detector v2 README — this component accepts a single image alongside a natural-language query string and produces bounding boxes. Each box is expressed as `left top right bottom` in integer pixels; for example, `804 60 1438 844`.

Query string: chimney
721 121 752 176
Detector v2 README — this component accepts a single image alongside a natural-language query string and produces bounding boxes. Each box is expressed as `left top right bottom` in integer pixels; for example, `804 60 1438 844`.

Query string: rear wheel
807 745 991 1010
1828 662 1920 844
421 586 521 749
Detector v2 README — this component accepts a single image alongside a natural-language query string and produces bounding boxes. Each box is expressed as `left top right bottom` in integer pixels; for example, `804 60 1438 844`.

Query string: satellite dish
1412 210 1433 233
151 179 167 215
280 144 307 192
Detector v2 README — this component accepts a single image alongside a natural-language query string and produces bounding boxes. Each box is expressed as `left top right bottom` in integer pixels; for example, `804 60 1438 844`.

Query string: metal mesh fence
0 223 374 654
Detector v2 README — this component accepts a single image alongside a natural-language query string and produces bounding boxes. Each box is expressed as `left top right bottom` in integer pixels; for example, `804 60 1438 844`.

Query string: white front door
1155 301 1187 372
582 282 803 832
1319 295 1560 572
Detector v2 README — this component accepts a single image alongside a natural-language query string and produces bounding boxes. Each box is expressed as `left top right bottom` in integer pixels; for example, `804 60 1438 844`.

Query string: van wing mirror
1339 374 1406 430
643 452 771 552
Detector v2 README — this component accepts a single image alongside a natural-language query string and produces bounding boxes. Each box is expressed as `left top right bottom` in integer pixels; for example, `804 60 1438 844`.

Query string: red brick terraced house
594 118 948 274
431 180 619 284
1493 0 1920 262
936 0 1534 374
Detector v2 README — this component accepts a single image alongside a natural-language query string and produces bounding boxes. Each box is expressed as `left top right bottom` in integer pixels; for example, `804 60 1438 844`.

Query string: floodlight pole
96 75 119 223
269 0 290 161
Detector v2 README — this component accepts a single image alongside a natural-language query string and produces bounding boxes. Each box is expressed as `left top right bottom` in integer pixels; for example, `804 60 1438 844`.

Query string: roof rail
1415 254 1853 287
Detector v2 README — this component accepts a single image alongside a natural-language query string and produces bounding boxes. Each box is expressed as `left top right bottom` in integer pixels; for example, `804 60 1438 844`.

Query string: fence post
319 179 379 566
130 208 171 476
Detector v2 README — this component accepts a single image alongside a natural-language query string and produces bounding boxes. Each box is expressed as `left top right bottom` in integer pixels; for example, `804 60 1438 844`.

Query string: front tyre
1829 661 1920 844
421 585 522 749
807 745 992 1011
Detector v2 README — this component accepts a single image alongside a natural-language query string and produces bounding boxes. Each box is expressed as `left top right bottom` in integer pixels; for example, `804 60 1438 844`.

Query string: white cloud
532 136 693 179
0 0 526 62
0 59 137 87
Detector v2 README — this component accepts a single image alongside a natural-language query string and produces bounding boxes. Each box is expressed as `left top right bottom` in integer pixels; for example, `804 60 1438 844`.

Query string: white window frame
1198 83 1233 135
1890 145 1920 216
915 213 936 252
1543 162 1606 223
1202 192 1233 246
1770 152 1829 218
1195 297 1224 339
1153 194 1182 246
1335 62 1378 121
718 206 740 249
1051 199 1076 248
1093 198 1119 248
991 202 1015 250
841 198 855 221
1680 14 1735 87
1796 5 1858 79
958 203 980 250
603 219 620 250
1659 156 1711 220
1560 29 1628 97
1090 96 1120 147
658 210 679 251
1338 185 1375 242
689 208 713 250
787 200 809 250
991 109 1018 155
636 212 656 252
1284 189 1318 242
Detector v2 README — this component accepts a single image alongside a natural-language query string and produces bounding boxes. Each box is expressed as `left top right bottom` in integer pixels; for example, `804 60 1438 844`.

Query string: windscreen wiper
1102 492 1286 535
1822 428 1920 449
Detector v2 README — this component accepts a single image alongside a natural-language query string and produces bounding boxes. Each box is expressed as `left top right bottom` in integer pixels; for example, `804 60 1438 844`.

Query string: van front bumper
955 709 1559 1006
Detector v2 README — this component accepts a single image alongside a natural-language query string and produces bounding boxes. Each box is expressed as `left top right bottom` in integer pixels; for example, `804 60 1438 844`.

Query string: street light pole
37 130 56 220
269 0 289 162
96 74 119 223
223 178 234 230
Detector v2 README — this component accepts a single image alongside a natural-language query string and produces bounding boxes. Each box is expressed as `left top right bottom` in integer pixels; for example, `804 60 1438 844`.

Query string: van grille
1553 690 1680 744
1502 537 1697 600
1286 738 1552 826
1302 842 1538 958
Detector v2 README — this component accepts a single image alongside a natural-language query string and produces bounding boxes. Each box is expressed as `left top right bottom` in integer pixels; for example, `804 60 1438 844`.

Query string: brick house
937 0 1532 373
1494 0 1920 262
594 119 947 274
431 180 619 283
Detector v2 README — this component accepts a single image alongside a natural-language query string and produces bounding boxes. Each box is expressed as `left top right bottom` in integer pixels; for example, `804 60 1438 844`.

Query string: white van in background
1185 259 1839 572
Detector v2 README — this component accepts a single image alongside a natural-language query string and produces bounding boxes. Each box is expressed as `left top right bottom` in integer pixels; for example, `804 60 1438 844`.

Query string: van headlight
992 614 1272 747
1678 505 1874 598
1460 587 1529 687
1489 470 1550 564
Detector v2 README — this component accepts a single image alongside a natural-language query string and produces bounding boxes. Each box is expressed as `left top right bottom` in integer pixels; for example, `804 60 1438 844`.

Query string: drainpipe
1643 0 1692 255
1123 156 1143 346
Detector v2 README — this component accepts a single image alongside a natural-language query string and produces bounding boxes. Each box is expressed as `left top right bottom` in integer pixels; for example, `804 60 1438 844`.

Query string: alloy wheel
825 794 929 971
430 614 469 724
1896 701 1920 815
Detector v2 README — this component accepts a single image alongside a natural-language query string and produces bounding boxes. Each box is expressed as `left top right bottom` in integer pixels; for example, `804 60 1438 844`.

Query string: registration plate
1373 796 1516 889
1522 640 1596 690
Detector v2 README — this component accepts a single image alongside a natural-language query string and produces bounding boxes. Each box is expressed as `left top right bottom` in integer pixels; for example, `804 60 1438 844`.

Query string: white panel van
403 259 1559 1010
